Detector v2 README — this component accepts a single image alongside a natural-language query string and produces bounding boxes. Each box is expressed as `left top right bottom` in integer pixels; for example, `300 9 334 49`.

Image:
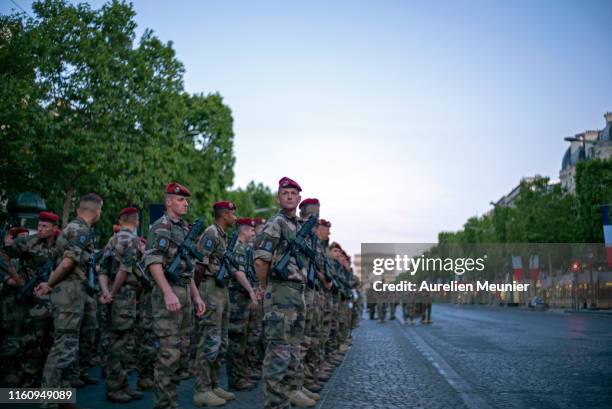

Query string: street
11 304 611 409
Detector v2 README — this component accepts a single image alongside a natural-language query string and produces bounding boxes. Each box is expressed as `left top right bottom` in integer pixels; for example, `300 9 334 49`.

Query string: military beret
39 211 60 224
237 217 255 227
139 237 147 245
319 219 331 227
112 224 121 233
9 227 29 237
165 182 191 197
118 207 138 219
330 242 343 251
278 176 302 192
253 216 266 226
213 201 236 210
299 198 319 209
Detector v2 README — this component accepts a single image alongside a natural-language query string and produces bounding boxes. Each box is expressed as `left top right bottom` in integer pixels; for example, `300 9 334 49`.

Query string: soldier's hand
164 291 181 312
249 292 258 310
99 291 112 304
35 282 52 296
325 280 332 290
194 296 206 316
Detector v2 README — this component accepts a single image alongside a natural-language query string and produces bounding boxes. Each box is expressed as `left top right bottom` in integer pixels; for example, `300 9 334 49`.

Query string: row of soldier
0 176 362 409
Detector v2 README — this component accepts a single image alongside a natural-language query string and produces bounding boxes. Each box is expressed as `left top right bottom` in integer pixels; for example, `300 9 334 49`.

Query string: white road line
396 315 494 409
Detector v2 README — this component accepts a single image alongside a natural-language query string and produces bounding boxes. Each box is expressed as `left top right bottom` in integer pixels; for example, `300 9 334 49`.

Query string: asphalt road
6 304 610 409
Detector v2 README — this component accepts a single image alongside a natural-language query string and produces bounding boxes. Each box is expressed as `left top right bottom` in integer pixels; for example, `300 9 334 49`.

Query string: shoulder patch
204 238 214 250
264 240 273 251
79 234 88 244
157 237 169 250
238 255 246 264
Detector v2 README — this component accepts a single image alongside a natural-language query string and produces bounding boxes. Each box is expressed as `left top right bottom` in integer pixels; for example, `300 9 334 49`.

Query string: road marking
396 315 494 409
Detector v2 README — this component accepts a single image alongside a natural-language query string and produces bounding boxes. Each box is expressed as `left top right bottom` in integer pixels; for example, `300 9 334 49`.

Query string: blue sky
4 0 612 256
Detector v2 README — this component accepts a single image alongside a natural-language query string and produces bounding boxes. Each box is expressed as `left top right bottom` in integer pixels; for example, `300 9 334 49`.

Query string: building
560 112 612 192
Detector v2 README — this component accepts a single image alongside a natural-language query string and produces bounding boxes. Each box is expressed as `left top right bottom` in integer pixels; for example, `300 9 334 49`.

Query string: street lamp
564 134 597 160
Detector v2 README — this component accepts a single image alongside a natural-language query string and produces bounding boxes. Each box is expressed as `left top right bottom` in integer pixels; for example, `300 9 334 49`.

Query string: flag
512 256 523 281
528 255 539 281
602 205 612 268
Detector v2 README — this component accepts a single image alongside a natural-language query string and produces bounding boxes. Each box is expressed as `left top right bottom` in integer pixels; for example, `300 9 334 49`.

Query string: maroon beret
237 217 255 227
112 224 121 233
118 207 138 219
319 219 331 227
213 201 236 210
139 237 147 245
299 198 319 209
9 227 29 237
39 211 60 224
254 217 266 226
330 242 343 251
166 182 191 197
278 176 302 192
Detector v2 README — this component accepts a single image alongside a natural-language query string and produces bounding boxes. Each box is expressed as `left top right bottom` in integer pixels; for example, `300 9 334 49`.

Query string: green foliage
575 159 612 242
0 0 242 241
227 181 278 219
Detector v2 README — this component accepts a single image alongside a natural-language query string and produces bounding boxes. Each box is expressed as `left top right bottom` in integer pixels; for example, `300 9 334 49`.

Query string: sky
4 0 612 257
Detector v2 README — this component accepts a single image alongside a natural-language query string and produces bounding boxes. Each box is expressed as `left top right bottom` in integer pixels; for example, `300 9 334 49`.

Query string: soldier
226 217 259 392
192 200 242 407
421 288 433 324
3 214 59 386
144 183 206 409
98 207 144 402
135 236 156 391
254 176 315 409
34 193 103 409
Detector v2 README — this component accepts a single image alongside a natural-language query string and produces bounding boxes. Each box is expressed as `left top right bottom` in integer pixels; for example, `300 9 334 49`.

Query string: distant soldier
192 200 241 407
226 217 259 391
4 214 59 386
254 177 313 409
35 193 103 408
421 289 432 324
144 183 206 409
98 207 144 402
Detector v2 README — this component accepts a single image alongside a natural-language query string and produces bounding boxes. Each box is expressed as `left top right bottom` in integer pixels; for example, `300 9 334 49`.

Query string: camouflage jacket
228 239 249 291
7 234 60 281
144 213 192 281
100 227 142 285
196 223 229 278
55 217 95 282
254 209 306 283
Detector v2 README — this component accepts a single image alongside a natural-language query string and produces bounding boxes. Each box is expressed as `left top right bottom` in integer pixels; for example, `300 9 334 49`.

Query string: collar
214 222 227 239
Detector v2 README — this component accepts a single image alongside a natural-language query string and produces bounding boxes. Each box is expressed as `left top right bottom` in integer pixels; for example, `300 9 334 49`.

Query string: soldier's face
167 195 189 216
246 226 256 241
37 221 54 239
277 188 300 210
224 210 237 226
331 247 341 259
317 225 330 241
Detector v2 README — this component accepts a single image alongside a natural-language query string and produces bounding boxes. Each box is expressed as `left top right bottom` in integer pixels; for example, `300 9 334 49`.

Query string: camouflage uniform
41 217 94 395
226 239 252 386
5 234 59 386
194 223 229 393
101 227 142 393
136 284 155 385
245 242 264 375
254 209 306 409
145 214 194 409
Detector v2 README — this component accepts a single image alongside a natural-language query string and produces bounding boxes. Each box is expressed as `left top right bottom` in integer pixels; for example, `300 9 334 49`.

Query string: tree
575 159 612 243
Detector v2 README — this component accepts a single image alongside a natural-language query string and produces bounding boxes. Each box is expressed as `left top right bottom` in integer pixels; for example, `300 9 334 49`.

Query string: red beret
165 182 191 197
330 242 343 251
253 216 266 226
9 227 29 237
319 219 331 227
299 198 319 209
278 177 302 192
237 217 255 227
213 201 236 210
118 207 138 219
39 211 60 224
112 224 121 233
139 237 147 245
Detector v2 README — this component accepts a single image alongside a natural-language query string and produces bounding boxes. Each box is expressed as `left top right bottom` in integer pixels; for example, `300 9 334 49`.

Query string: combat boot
106 390 132 403
193 391 226 407
136 377 154 390
212 387 235 401
229 379 256 391
305 381 323 392
339 343 350 353
289 390 316 407
302 387 320 401
124 387 143 400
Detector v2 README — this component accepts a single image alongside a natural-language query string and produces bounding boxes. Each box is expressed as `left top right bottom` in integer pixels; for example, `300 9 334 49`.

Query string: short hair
79 193 103 210
119 212 139 223
237 224 253 233
214 207 230 220
299 203 319 218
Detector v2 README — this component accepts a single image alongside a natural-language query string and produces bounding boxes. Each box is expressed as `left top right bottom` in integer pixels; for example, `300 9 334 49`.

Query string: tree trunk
62 186 75 228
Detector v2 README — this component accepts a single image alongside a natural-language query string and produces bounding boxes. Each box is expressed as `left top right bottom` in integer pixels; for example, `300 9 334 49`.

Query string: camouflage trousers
338 300 351 344
227 287 251 385
105 285 138 392
20 297 53 385
262 281 305 409
136 289 155 381
295 287 318 389
324 294 339 360
152 283 193 409
245 284 264 373
0 292 27 383
318 290 333 368
194 278 228 392
66 293 97 382
42 280 88 390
